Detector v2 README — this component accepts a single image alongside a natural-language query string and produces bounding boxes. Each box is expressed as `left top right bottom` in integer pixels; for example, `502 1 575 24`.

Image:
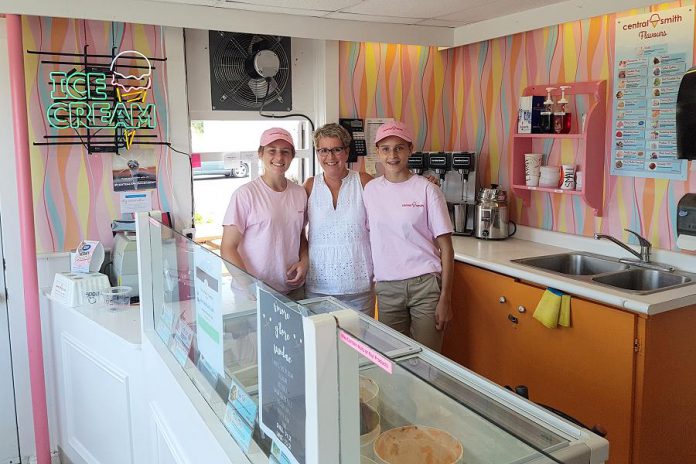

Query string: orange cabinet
443 262 696 464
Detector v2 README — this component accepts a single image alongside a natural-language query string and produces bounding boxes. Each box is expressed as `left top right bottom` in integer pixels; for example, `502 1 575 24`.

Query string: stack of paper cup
561 164 576 190
524 153 543 186
539 165 561 187
575 171 584 190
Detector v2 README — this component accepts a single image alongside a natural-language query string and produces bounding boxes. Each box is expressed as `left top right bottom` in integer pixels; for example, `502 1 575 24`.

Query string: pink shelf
510 80 606 217
512 184 583 195
513 133 584 139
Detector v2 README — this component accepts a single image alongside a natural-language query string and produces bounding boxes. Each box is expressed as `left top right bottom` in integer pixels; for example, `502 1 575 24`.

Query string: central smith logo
402 202 424 208
622 13 683 39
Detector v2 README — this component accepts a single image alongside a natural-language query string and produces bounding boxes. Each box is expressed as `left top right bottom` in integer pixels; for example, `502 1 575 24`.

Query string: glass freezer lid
398 355 568 452
301 297 418 356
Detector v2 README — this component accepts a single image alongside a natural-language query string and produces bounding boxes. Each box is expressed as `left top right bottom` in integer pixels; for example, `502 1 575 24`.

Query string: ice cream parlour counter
135 214 608 464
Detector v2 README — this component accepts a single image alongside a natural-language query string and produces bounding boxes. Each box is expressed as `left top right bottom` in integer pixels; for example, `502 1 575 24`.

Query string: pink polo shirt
363 175 453 281
223 177 307 294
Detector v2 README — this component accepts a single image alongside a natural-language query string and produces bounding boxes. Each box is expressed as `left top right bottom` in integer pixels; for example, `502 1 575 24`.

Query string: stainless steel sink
592 268 693 294
513 253 628 276
512 252 696 294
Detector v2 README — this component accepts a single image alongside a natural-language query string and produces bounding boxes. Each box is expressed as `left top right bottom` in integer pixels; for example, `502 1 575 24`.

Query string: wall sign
31 46 167 154
611 6 694 180
257 288 305 464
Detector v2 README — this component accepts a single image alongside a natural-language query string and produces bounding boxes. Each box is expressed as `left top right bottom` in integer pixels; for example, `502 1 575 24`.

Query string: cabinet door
443 263 528 386
443 263 635 464
509 279 635 464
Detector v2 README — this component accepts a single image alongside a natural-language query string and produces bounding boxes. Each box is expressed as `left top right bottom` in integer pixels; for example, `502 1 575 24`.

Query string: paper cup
575 171 584 190
524 153 543 177
561 164 576 190
526 175 540 187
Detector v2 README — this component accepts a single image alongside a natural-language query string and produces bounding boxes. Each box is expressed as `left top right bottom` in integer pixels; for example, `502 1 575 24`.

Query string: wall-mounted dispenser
676 193 696 251
676 67 696 159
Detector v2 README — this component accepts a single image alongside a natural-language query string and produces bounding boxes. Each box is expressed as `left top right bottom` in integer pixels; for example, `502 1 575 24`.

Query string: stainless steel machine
407 151 427 175
444 152 478 236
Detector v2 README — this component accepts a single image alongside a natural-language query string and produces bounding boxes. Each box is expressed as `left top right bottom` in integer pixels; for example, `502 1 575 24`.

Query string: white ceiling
168 0 565 28
3 0 662 47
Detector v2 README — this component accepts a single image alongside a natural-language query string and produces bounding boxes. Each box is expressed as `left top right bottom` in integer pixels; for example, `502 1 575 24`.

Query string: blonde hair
313 123 352 148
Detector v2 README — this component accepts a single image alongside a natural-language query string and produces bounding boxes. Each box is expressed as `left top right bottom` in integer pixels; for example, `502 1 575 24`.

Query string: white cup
524 153 543 177
575 171 584 190
526 175 540 187
561 164 576 190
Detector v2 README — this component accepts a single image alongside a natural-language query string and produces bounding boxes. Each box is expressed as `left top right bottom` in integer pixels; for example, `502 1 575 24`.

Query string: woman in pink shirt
363 121 454 352
220 127 308 298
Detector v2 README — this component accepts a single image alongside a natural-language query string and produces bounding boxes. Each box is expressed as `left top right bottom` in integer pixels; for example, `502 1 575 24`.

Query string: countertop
44 290 142 345
452 236 696 316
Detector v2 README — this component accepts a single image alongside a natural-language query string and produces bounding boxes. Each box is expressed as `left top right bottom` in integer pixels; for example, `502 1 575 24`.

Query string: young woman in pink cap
363 120 454 352
220 127 308 298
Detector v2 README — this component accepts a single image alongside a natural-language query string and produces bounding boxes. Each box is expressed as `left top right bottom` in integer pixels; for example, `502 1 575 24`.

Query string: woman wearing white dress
304 123 375 315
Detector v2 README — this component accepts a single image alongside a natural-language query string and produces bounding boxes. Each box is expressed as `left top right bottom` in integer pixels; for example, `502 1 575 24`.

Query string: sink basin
513 253 629 276
592 269 693 294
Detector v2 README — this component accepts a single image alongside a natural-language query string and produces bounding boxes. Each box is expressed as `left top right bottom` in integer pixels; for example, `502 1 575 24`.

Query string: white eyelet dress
306 170 374 314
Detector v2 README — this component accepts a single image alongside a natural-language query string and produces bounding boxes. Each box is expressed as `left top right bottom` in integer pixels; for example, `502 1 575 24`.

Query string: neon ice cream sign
46 50 157 132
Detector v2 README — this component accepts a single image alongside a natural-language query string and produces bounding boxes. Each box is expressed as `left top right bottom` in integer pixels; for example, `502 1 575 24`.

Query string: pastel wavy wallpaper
23 17 173 252
339 1 696 252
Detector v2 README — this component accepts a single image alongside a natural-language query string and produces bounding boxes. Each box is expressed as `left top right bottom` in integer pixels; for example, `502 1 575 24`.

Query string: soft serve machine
409 151 478 235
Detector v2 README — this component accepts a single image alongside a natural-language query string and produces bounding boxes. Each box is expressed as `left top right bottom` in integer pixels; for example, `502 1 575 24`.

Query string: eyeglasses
317 147 346 156
377 145 408 155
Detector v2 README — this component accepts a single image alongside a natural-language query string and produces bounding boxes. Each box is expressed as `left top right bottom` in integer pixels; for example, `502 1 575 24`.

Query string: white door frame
0 215 20 463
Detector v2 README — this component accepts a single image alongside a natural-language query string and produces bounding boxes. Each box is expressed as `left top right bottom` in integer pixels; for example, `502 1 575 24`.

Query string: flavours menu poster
612 6 693 180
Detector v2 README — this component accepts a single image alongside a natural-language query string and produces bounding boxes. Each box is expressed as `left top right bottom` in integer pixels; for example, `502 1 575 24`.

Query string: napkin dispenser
676 193 696 251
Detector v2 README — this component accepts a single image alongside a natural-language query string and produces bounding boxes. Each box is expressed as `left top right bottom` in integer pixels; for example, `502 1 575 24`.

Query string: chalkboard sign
257 288 306 464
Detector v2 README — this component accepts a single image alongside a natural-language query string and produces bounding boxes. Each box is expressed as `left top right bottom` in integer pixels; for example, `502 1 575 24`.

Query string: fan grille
209 31 292 111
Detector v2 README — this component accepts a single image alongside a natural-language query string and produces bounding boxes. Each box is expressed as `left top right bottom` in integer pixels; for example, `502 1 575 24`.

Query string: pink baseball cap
259 127 295 148
374 120 413 145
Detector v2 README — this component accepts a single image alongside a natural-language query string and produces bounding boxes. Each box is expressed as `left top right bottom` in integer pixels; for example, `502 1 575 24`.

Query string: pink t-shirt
363 175 453 281
223 177 307 294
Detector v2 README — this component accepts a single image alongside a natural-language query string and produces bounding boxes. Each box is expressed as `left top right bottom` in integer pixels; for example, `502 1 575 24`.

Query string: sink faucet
594 228 651 263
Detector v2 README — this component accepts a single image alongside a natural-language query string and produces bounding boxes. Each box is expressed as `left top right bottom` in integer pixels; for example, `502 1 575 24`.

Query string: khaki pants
286 286 306 301
375 274 443 352
305 289 376 317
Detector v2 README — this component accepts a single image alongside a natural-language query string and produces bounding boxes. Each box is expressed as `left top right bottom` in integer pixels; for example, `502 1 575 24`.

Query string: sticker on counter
155 304 176 345
269 440 294 464
172 319 195 367
228 377 258 425
223 402 254 453
339 330 393 374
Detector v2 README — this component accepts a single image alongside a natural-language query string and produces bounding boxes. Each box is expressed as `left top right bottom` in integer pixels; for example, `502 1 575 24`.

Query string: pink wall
22 17 174 253
339 1 696 252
